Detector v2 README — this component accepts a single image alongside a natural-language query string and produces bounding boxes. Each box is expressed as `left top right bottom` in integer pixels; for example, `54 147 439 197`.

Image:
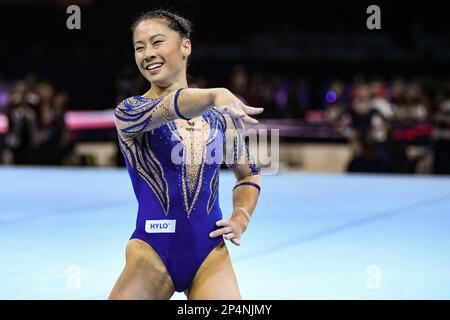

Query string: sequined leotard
114 93 260 292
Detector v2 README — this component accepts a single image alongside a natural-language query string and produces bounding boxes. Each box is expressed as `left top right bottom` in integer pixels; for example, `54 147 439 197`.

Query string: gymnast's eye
153 40 163 46
135 47 144 52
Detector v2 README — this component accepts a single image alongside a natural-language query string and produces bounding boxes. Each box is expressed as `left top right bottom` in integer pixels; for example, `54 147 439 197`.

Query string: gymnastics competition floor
1 167 449 299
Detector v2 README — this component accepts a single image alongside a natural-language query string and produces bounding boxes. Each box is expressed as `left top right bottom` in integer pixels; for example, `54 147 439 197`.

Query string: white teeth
146 63 163 70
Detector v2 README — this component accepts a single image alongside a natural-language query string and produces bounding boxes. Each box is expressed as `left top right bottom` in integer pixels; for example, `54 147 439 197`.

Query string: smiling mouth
145 63 164 72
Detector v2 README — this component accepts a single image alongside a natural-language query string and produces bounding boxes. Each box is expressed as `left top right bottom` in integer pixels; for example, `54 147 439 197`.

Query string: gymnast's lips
144 62 164 71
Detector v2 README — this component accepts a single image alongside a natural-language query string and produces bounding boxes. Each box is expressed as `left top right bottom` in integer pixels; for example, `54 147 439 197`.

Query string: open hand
209 215 248 246
213 88 263 125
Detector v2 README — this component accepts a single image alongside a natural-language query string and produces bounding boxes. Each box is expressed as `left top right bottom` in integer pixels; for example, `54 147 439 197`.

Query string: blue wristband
233 182 261 193
174 88 190 120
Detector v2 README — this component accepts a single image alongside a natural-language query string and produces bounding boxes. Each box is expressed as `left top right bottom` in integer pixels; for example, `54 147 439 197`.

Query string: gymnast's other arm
209 114 261 246
114 88 263 139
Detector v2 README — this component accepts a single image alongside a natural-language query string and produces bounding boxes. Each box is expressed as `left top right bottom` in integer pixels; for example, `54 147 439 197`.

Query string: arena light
325 91 337 104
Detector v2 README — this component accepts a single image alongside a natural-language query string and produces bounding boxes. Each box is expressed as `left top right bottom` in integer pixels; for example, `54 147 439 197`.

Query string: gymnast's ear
180 37 191 59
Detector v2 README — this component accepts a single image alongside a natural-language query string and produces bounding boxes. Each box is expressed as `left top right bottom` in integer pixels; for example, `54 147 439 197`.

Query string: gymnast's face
133 19 191 88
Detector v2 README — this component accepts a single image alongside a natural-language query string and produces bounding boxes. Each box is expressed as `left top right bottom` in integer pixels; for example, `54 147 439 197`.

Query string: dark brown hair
131 9 193 40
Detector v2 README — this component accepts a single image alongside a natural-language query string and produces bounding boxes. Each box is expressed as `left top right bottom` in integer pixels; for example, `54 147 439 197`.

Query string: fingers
210 220 241 246
223 233 235 240
217 103 262 125
223 232 240 246
209 224 232 238
231 238 240 246
238 105 261 125
229 105 246 119
216 219 229 227
209 228 231 238
231 107 247 119
244 106 264 115
242 116 259 125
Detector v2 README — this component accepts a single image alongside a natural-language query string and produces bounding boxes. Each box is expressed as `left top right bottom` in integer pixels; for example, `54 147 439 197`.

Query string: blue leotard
114 94 260 292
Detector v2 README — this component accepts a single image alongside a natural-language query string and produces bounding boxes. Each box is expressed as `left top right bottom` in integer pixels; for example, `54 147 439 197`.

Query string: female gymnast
109 9 262 300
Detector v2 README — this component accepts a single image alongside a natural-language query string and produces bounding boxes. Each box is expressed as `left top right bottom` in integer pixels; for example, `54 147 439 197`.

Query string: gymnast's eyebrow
134 34 166 46
150 34 166 40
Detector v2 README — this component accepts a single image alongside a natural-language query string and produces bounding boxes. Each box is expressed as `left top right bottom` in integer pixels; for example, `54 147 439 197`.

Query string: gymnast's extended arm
114 88 263 139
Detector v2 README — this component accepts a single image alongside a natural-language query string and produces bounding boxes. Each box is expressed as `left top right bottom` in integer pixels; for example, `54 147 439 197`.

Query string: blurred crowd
0 75 87 166
323 76 450 174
